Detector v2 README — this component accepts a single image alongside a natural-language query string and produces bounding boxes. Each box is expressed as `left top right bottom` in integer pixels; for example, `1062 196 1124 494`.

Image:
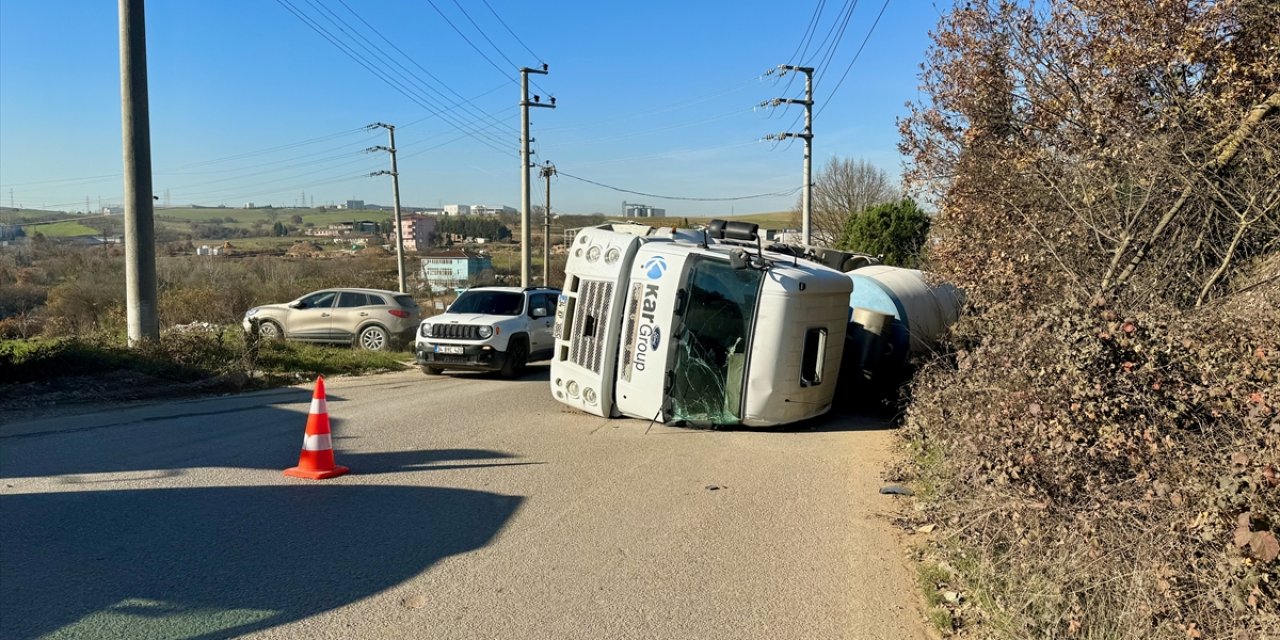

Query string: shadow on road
0 484 522 639
0 391 534 479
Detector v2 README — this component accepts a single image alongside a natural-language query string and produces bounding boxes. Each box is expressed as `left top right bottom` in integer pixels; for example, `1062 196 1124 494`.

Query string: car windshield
668 257 764 425
448 291 524 316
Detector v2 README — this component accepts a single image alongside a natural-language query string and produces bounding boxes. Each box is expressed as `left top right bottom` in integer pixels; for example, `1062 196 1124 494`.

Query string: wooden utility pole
119 0 159 344
541 162 556 286
520 65 554 288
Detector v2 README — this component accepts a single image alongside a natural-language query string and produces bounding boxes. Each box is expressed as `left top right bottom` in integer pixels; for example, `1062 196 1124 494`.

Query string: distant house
420 249 492 289
399 214 437 252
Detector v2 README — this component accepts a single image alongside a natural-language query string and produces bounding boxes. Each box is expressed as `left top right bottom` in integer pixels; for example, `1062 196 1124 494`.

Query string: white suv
415 286 561 377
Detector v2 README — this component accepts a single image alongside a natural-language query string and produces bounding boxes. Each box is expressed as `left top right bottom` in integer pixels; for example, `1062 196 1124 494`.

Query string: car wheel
500 338 528 378
357 325 390 351
258 320 284 341
422 365 444 375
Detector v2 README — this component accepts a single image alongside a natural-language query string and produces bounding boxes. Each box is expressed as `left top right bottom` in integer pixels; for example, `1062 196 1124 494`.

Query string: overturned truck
549 221 960 427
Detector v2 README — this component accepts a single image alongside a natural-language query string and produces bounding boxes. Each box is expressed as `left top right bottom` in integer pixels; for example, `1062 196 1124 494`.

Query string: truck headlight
587 245 602 262
478 325 493 338
605 247 621 264
420 323 432 337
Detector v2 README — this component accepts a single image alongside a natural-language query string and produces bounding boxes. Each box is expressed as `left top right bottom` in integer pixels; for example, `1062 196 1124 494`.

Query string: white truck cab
551 222 853 427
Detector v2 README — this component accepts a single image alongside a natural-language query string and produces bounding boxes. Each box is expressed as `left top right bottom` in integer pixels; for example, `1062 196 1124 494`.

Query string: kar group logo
642 256 667 280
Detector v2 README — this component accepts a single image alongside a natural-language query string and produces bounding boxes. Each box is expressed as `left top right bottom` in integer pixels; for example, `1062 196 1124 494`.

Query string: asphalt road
0 365 927 640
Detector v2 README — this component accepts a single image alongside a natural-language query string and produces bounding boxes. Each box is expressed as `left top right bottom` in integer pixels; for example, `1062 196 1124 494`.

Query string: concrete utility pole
541 162 556 286
520 64 554 288
762 65 815 245
367 122 407 293
119 0 159 345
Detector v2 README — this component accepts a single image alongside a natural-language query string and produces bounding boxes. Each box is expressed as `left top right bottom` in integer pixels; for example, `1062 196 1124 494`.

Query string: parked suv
243 288 420 351
416 286 560 377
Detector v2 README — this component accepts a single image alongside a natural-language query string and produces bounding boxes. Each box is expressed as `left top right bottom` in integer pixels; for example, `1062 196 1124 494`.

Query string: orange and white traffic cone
284 375 349 480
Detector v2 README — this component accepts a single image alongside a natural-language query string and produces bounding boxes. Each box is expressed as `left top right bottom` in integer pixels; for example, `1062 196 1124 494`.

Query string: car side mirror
532 307 548 318
289 301 305 309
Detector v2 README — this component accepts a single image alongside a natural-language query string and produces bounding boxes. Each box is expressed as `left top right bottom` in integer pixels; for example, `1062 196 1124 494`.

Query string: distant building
441 204 471 216
399 214 437 252
342 200 365 210
471 204 516 216
420 249 492 289
623 202 665 218
101 206 125 215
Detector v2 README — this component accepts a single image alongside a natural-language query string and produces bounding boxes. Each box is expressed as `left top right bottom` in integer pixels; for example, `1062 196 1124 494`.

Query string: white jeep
415 286 561 378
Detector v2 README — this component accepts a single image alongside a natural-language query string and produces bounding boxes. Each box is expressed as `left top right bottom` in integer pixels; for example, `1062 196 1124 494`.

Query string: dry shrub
904 285 1280 638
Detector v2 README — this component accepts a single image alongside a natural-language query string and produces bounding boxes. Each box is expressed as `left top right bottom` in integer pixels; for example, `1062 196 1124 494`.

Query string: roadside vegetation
897 1 1279 638
1 205 752 404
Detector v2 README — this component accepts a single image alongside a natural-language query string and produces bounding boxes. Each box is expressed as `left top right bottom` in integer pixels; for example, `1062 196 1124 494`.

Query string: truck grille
569 279 613 374
432 324 483 340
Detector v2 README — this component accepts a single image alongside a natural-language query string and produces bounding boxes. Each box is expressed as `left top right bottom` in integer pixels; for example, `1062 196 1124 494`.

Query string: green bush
838 197 931 268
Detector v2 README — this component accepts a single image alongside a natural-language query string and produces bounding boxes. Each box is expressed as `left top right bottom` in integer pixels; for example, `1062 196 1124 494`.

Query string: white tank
847 266 963 368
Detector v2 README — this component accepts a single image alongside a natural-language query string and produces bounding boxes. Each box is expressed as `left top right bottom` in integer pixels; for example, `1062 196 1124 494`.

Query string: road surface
0 365 926 639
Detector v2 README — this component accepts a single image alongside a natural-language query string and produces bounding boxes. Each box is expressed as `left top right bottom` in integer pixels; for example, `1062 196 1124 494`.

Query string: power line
815 0 892 119
557 170 801 202
450 0 518 70
275 0 516 157
778 0 827 96
480 0 542 64
331 0 516 137
423 0 517 80
300 0 515 150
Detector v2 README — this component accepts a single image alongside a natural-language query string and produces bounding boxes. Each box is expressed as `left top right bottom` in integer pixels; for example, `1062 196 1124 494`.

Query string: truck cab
551 223 852 427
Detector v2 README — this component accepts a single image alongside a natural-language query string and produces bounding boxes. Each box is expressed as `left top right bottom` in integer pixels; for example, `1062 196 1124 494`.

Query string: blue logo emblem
643 256 668 280
650 327 662 350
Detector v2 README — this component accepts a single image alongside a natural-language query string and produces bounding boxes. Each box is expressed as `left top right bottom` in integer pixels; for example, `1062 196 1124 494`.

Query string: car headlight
246 308 260 319
478 325 493 339
420 323 432 338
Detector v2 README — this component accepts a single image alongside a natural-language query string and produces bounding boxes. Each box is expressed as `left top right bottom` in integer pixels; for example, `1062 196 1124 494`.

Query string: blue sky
0 0 941 217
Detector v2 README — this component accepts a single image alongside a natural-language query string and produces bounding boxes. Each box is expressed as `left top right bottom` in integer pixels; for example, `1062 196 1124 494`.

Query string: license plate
435 345 464 355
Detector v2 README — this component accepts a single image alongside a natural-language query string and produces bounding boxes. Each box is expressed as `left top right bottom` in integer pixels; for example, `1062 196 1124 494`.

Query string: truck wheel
500 339 528 378
422 365 444 375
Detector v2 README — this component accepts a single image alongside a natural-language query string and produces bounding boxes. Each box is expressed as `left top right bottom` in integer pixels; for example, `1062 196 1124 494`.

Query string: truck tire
500 338 528 379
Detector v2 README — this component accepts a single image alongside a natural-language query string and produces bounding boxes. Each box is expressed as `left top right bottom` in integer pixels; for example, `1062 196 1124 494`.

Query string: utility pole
520 64 554 288
119 0 159 345
367 122 407 293
541 162 556 286
762 64 815 245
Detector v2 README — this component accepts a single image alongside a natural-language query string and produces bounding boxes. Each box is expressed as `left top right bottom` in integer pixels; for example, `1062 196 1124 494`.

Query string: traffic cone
284 376 349 480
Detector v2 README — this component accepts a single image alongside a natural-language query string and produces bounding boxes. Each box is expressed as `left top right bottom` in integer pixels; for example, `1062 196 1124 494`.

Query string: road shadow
432 362 551 383
0 393 533 479
0 484 522 639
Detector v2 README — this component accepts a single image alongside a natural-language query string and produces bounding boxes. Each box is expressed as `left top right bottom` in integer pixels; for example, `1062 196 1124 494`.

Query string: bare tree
794 157 897 246
900 0 1280 307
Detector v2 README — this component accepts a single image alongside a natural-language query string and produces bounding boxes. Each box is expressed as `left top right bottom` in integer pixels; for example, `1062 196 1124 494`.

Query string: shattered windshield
669 257 764 425
448 291 524 316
